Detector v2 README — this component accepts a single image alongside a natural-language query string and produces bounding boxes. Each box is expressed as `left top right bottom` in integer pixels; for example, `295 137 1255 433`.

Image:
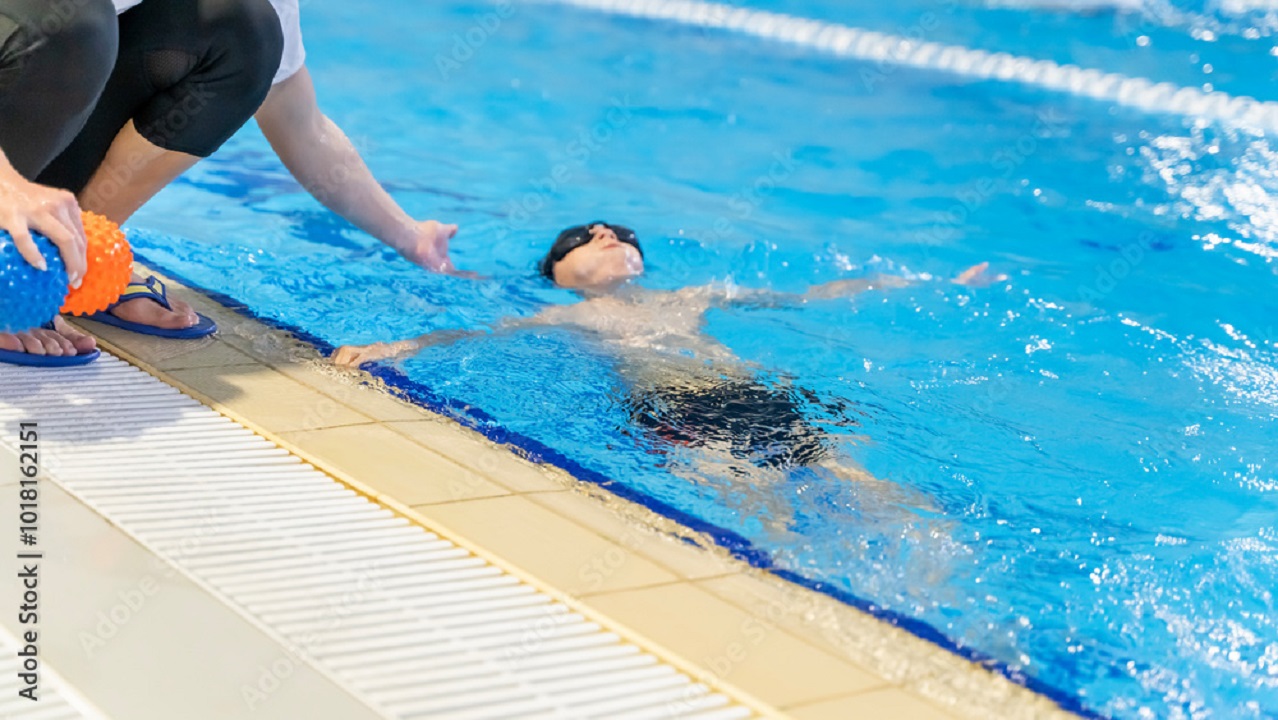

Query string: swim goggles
539 221 643 279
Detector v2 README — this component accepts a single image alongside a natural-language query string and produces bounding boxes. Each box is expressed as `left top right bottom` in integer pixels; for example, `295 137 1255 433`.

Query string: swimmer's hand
953 262 1008 288
333 339 421 367
397 219 466 275
333 327 493 367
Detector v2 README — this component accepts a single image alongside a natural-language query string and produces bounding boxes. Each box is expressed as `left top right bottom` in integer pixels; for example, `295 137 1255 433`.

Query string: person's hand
0 164 87 288
397 219 460 274
333 340 416 367
953 262 1008 288
333 343 386 367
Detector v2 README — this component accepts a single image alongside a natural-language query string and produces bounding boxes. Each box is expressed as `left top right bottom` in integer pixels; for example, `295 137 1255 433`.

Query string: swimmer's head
540 222 645 289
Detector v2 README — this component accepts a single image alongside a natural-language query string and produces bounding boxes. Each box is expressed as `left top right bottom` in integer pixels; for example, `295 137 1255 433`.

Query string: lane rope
541 0 1278 132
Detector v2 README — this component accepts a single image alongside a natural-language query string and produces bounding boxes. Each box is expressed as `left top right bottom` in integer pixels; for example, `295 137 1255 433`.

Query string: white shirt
112 0 305 85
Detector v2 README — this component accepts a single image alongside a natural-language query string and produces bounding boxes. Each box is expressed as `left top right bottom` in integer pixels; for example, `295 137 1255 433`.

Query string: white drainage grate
0 354 751 719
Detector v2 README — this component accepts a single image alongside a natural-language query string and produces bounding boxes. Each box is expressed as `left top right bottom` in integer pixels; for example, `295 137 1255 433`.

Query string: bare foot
109 273 198 330
396 220 460 273
0 317 96 358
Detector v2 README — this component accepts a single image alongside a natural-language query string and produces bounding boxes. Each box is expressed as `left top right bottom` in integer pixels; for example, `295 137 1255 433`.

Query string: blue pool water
129 0 1278 716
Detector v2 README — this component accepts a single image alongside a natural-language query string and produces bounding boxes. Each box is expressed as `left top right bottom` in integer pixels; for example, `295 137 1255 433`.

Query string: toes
16 333 46 356
52 332 75 356
51 317 97 352
69 332 97 353
0 326 91 356
169 298 200 326
45 319 95 355
33 330 69 356
51 316 85 341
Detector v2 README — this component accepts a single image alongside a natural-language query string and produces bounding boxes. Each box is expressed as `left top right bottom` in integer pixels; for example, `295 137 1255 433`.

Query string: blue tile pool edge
131 250 1104 720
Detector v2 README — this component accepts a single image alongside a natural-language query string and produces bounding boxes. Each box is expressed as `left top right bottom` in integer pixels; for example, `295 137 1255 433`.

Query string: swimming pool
129 0 1278 717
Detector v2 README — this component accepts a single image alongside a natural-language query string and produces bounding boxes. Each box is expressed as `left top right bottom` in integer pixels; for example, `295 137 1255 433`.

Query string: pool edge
70 262 1084 720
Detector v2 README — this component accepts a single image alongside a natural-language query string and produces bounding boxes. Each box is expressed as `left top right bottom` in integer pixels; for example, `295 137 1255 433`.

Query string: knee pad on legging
132 0 284 157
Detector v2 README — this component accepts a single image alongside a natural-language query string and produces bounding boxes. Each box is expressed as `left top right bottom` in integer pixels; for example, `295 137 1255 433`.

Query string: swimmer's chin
571 273 642 295
559 260 645 293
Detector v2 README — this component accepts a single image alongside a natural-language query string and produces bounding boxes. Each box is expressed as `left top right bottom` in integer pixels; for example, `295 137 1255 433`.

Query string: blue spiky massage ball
0 230 69 333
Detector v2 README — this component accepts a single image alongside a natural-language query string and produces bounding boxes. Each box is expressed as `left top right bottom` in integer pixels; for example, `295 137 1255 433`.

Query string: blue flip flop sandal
86 276 217 339
0 321 101 367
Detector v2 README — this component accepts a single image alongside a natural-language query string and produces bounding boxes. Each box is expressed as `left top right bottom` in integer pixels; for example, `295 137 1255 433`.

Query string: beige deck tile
698 573 875 664
68 316 246 371
413 494 678 596
149 339 258 370
265 360 429 422
217 323 310 363
165 364 370 432
529 489 743 582
387 419 572 494
788 688 960 720
281 424 510 505
196 305 312 363
697 574 1077 720
584 583 886 708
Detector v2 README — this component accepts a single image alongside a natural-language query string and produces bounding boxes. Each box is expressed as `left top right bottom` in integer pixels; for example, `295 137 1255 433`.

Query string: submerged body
534 284 846 470
336 223 1000 476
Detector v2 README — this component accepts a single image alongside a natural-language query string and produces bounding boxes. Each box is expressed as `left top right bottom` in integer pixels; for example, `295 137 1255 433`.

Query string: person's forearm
256 70 417 250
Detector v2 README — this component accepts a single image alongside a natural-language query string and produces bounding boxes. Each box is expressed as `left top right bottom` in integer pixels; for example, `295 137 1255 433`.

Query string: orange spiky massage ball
60 211 133 316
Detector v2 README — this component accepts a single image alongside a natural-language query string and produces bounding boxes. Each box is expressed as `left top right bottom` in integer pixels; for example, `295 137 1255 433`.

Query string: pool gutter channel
64 261 1084 720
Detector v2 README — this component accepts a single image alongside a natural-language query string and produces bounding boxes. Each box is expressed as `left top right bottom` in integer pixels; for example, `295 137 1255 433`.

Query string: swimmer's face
551 224 645 290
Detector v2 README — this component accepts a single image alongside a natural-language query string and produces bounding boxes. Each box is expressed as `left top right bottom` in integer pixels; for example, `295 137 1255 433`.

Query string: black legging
0 0 118 179
37 0 284 193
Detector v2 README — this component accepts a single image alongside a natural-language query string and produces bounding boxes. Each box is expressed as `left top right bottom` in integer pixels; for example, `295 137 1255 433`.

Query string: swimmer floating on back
335 223 1004 487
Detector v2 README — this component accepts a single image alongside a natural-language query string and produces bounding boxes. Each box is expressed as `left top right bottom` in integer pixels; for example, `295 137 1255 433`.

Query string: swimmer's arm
708 274 913 310
805 263 1005 298
803 274 916 300
712 263 1005 309
332 316 549 367
256 67 463 275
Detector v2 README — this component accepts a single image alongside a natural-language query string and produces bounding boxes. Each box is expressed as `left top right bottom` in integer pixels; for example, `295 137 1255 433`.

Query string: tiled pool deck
68 263 1081 720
